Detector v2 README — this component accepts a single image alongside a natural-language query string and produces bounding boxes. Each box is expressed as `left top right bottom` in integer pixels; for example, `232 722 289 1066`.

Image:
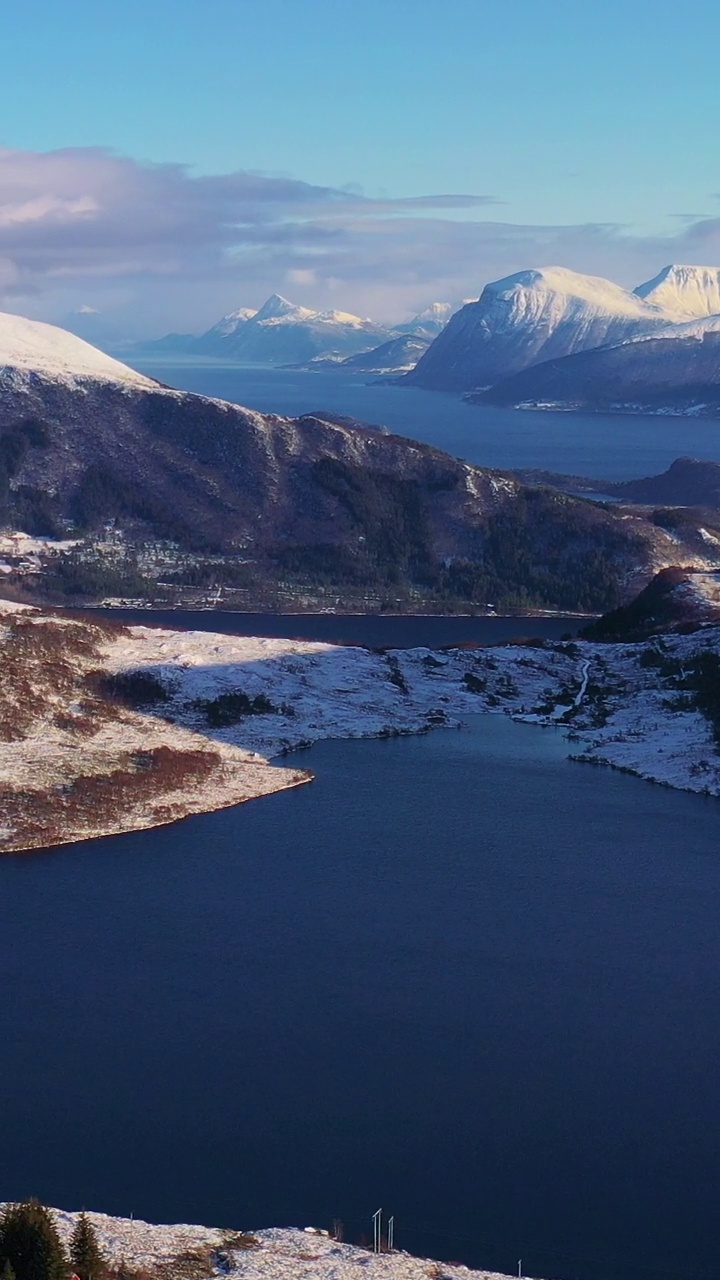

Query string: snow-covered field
1 603 719 853
46 1207 525 1280
105 617 720 796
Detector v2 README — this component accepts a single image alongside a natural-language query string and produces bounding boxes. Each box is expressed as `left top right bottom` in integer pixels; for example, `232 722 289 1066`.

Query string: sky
1 0 720 338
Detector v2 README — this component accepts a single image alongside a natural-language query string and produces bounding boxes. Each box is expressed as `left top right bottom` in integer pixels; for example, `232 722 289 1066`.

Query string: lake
128 360 720 480
2 710 720 1280
85 608 580 647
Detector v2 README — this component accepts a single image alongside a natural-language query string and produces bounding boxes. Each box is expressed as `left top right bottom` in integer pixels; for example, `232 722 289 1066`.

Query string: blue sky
1 0 719 336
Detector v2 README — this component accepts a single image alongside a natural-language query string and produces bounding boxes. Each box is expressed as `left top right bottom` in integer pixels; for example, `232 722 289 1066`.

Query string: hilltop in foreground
13 1205 525 1280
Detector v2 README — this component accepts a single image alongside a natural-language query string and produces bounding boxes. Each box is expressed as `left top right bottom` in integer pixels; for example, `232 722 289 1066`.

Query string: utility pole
372 1208 382 1254
387 1215 394 1252
518 1260 522 1278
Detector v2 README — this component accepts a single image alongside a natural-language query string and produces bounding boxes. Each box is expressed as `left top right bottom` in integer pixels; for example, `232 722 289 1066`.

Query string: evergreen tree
69 1215 105 1280
0 1199 68 1280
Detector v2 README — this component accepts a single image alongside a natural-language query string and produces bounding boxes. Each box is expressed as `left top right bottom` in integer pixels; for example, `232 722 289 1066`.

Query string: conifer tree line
0 1202 108 1280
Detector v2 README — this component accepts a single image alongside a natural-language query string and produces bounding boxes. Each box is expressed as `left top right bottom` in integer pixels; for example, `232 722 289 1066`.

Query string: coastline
2 603 720 856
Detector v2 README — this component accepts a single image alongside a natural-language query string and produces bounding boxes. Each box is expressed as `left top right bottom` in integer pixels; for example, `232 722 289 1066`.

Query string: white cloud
1 145 719 338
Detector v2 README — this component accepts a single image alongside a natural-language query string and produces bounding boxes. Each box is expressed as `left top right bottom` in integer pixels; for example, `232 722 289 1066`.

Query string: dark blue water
84 609 579 647
129 361 720 480
2 715 720 1280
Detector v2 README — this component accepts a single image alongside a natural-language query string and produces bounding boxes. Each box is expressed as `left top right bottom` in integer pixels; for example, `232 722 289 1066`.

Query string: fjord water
130 361 720 478
2 715 720 1280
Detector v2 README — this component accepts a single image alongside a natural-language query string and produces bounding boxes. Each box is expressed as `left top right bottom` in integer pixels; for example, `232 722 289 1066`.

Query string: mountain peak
394 302 454 337
634 264 720 318
484 265 659 316
206 306 258 339
254 293 305 321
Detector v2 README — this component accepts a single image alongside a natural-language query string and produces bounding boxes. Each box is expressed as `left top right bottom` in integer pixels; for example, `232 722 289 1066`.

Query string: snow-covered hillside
477 312 720 413
406 266 674 390
42 1207 528 1280
0 310 156 388
634 264 720 317
338 332 431 372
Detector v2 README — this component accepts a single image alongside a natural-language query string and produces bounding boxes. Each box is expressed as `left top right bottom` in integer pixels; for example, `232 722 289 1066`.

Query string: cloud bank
2 146 720 339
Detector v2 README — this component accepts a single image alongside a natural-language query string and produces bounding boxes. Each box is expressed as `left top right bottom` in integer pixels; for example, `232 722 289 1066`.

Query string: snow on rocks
45 1208 524 1280
634 264 720 318
100 615 720 798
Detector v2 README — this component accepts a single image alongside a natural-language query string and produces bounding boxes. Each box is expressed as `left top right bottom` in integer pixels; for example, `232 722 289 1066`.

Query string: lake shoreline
3 602 719 858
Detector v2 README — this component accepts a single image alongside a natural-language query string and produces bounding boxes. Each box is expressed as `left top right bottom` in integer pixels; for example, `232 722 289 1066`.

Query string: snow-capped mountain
406 266 676 391
211 294 392 363
393 302 455 338
145 294 393 365
634 264 720 318
195 305 258 349
0 309 155 388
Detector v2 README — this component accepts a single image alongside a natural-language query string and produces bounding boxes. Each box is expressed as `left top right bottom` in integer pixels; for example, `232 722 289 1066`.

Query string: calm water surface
129 361 720 479
2 715 719 1280
86 609 579 647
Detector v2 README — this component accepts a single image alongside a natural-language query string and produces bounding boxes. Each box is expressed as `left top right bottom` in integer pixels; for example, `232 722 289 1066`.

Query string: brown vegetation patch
0 614 108 740
152 1245 215 1280
1 746 224 850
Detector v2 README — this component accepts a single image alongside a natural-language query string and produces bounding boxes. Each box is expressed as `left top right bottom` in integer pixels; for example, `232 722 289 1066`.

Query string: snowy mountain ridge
138 296 458 364
407 262 720 391
634 263 720 317
204 306 258 338
185 293 393 363
0 310 155 388
484 266 667 320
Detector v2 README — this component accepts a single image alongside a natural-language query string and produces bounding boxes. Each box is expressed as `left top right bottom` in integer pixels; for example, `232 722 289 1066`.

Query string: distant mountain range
406 264 720 394
76 263 720 413
1 308 718 613
399 263 720 416
135 296 456 369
